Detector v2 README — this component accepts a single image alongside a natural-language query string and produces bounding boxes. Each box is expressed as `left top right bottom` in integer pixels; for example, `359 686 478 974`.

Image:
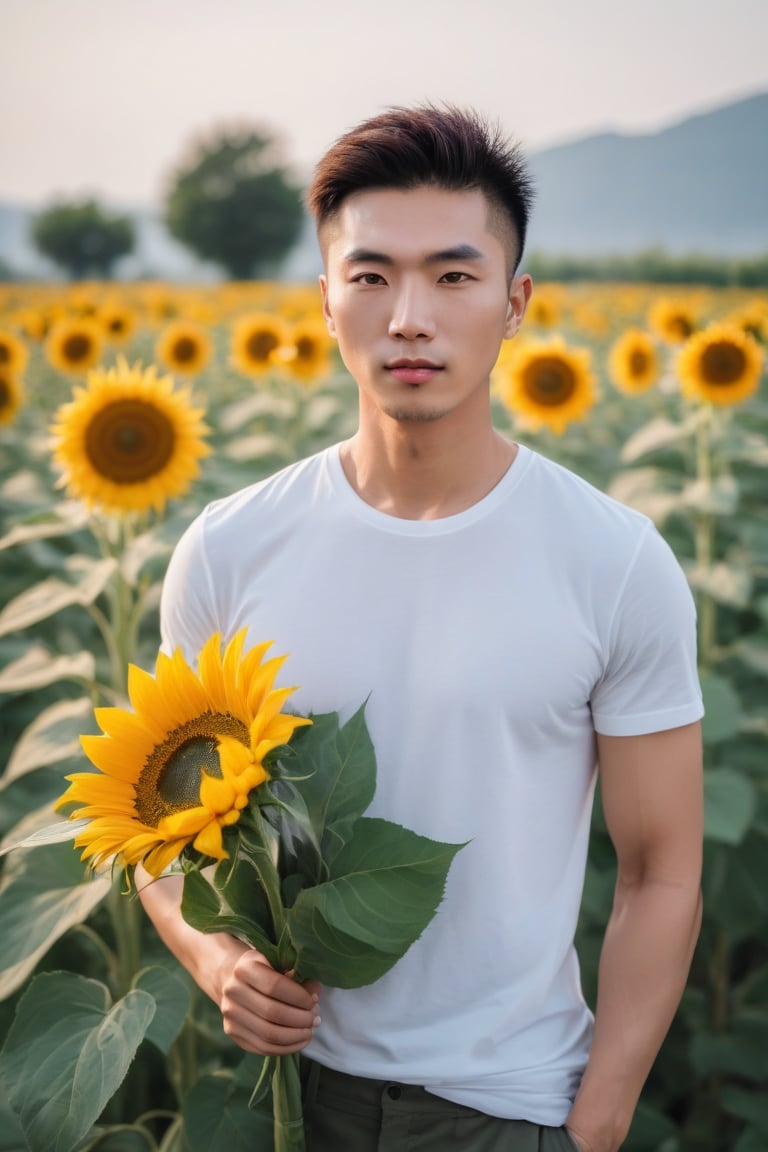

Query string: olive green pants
301 1059 580 1152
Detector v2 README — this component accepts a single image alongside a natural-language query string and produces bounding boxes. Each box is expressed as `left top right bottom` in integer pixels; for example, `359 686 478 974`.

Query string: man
139 106 703 1152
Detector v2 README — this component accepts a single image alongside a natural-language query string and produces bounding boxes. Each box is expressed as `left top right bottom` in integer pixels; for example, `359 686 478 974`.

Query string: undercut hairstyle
307 104 535 272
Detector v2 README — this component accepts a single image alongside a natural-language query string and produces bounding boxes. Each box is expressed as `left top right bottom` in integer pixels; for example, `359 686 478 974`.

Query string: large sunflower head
46 316 105 375
50 356 210 516
230 313 289 378
499 337 597 434
608 329 659 394
676 323 763 407
56 630 312 876
156 320 213 376
0 370 23 425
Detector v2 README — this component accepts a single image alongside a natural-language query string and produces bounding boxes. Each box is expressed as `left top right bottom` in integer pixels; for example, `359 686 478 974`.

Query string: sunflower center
63 333 93 363
246 331 279 361
84 398 176 484
135 711 250 827
173 336 198 363
109 318 126 334
296 336 315 361
523 357 576 406
700 341 747 386
670 316 693 340
0 344 10 364
629 349 649 376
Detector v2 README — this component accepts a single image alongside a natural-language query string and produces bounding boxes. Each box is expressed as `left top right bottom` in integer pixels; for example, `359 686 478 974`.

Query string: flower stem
694 408 717 670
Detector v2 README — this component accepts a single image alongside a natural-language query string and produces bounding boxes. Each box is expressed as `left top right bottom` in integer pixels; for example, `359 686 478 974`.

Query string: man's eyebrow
343 244 486 265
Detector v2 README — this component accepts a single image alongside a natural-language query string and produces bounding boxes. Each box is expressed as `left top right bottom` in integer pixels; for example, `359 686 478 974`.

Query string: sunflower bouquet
55 629 464 1152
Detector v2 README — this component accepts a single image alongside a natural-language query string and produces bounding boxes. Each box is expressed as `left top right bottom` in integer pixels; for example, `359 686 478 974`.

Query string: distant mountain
524 92 768 258
2 92 766 280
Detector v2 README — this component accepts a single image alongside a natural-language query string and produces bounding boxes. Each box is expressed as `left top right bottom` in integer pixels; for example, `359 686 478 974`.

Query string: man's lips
386 359 443 384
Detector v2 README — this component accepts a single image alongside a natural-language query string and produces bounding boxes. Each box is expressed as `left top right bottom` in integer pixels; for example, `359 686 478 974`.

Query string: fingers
220 950 322 1056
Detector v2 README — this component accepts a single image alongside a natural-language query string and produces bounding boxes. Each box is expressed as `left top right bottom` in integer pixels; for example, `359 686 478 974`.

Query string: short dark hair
307 104 535 271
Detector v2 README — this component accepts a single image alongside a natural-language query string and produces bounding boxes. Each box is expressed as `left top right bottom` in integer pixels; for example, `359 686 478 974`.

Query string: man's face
319 185 531 426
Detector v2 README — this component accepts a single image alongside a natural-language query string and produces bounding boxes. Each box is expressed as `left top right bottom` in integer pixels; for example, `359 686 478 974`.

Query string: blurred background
1 5 767 1152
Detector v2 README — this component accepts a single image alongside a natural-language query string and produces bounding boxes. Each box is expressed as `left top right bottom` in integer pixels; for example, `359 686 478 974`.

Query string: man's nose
388 282 436 340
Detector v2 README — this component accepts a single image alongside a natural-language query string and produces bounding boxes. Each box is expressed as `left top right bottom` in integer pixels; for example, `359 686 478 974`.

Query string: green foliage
524 249 768 286
165 128 305 279
31 200 135 279
0 287 766 1149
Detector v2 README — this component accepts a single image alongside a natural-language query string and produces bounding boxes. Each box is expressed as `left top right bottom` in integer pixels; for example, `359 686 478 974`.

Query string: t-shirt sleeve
590 523 704 736
159 508 221 663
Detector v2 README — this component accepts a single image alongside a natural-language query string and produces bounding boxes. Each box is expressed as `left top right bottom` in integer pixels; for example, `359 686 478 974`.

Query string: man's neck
339 415 517 521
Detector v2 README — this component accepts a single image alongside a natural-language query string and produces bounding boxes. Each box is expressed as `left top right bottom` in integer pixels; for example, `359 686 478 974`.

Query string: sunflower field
0 278 767 1152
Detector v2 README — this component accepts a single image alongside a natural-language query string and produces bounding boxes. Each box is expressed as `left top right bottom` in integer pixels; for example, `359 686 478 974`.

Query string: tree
31 200 135 279
164 126 305 279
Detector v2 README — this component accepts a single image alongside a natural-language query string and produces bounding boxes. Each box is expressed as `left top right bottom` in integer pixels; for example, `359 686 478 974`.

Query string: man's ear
504 273 533 339
319 275 336 337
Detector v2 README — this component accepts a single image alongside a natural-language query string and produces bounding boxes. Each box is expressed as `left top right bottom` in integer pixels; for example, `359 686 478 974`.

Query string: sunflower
0 328 29 376
281 321 334 384
0 371 23 425
56 630 312 876
676 323 763 407
499 337 597 434
46 316 105 375
607 329 659 394
50 356 210 515
156 321 213 376
230 313 288 378
525 286 563 328
648 297 698 345
98 300 138 344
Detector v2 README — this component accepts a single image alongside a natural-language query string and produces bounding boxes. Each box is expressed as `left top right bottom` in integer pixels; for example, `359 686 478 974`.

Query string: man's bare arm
136 864 321 1055
565 722 703 1152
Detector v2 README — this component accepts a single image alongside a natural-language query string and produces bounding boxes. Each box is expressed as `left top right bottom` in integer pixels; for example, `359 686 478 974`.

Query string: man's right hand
218 948 322 1055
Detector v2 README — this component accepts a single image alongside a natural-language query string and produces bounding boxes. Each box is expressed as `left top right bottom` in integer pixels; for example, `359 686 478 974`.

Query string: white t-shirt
160 442 703 1125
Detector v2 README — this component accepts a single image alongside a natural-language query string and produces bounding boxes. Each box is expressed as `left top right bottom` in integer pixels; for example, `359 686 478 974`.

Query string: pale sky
2 0 767 206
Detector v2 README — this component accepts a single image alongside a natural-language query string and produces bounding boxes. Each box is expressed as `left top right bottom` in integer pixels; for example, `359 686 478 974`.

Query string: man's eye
440 272 471 283
353 273 385 285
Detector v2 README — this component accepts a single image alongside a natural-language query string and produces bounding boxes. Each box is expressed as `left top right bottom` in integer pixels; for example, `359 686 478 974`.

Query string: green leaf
0 502 90 550
0 646 95 693
704 769 756 844
623 1099 679 1150
606 467 683 526
704 838 768 941
681 475 740 516
733 638 768 678
132 965 192 1055
0 1079 27 1152
180 866 278 964
0 972 155 1152
689 562 753 608
690 1015 768 1081
721 1085 768 1135
0 556 117 636
0 838 111 999
283 705 377 868
2 697 92 789
700 672 744 745
734 1127 768 1152
182 1072 274 1152
620 414 702 464
288 817 465 987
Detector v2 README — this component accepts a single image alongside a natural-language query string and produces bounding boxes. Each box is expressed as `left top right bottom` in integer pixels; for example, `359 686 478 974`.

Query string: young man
139 106 704 1152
